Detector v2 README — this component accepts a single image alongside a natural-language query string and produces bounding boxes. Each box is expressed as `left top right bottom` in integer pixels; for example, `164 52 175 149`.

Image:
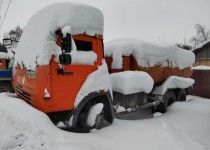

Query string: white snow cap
61 26 72 38
0 52 8 59
193 65 210 70
110 71 154 95
153 76 195 95
193 39 210 51
105 38 195 70
14 2 103 70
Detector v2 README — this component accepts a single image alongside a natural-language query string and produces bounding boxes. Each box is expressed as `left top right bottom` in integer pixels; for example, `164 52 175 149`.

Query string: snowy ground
0 93 210 150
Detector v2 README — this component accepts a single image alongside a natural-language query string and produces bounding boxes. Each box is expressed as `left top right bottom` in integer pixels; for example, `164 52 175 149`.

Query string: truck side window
74 40 92 51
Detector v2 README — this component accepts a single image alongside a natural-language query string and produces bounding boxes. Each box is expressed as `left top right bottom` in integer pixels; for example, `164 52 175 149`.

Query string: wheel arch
71 91 114 128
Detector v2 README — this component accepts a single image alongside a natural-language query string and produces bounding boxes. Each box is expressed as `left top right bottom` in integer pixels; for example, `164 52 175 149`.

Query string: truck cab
12 3 113 132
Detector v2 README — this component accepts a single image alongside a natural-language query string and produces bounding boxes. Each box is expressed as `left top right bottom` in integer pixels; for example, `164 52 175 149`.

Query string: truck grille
17 86 32 102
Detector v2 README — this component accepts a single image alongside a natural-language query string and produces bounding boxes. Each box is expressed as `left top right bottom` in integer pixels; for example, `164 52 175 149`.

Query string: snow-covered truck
105 39 195 114
0 37 14 93
12 3 113 132
11 3 195 132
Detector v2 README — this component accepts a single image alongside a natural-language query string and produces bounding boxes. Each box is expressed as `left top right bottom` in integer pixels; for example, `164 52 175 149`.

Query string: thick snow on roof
110 71 154 95
193 39 210 51
14 3 103 70
193 65 210 70
105 38 195 70
153 76 194 95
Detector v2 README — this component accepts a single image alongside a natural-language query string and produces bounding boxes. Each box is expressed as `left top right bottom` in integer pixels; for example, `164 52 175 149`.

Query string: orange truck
105 39 195 115
10 3 195 132
12 3 113 132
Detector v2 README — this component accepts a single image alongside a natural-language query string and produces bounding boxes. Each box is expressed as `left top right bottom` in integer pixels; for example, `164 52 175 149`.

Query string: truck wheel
0 83 13 93
177 89 186 101
155 91 176 113
87 103 105 130
77 102 109 132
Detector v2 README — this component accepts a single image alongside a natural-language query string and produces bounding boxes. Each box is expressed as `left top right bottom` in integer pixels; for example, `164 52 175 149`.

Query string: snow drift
110 71 154 95
14 2 103 70
74 60 112 107
153 76 195 95
105 38 195 70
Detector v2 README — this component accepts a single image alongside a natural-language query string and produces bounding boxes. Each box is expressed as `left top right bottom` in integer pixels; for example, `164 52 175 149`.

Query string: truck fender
71 92 114 128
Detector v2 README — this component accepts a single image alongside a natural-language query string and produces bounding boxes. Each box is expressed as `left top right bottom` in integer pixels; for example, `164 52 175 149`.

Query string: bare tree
9 26 23 41
190 24 210 47
175 43 192 50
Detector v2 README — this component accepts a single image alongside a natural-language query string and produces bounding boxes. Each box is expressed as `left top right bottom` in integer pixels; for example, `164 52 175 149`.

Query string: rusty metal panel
190 70 210 98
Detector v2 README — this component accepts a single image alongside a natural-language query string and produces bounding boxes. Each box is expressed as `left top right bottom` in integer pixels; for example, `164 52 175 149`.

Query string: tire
77 102 109 132
155 91 176 113
0 82 13 93
177 89 186 101
87 103 105 129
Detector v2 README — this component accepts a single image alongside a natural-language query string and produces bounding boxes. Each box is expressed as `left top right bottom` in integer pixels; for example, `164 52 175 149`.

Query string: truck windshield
74 40 92 51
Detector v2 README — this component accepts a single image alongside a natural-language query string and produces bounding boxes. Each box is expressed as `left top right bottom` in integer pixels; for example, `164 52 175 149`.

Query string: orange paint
105 55 193 84
13 34 103 113
0 59 7 70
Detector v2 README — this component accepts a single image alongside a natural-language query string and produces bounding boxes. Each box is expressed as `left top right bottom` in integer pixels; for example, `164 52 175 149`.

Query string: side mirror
61 33 72 53
59 54 71 65
3 38 12 46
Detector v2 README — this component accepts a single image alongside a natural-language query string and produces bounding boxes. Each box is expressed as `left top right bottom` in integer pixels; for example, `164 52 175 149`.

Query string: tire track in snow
0 106 53 150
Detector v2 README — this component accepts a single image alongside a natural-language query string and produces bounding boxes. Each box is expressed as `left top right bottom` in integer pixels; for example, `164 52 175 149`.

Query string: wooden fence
189 70 210 98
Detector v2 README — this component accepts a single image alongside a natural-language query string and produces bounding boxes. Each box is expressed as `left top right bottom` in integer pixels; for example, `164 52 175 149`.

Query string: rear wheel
0 82 13 93
177 89 186 101
155 91 176 113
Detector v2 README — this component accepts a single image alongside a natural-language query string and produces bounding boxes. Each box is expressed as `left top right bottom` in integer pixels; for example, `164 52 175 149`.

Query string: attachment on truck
61 32 72 53
59 54 71 65
56 29 72 65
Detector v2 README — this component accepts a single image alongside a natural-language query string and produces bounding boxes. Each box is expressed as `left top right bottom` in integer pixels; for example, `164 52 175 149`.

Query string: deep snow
0 93 210 150
110 71 154 94
105 38 195 70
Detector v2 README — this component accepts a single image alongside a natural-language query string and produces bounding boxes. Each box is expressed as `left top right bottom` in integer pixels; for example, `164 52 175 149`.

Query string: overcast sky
0 0 210 44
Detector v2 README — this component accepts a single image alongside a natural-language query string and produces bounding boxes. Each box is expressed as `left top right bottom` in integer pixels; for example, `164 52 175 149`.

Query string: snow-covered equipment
11 3 195 132
105 38 195 115
12 3 113 133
